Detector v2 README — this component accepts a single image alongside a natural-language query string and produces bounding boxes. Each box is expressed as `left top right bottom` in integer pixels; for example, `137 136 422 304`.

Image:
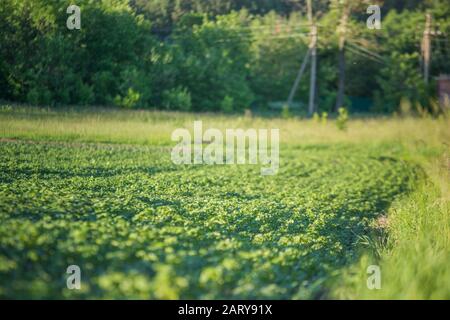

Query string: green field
0 106 449 299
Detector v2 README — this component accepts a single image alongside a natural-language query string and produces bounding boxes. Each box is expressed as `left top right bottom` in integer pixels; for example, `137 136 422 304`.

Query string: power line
346 45 387 65
211 33 309 44
347 41 385 63
224 23 311 31
171 30 310 44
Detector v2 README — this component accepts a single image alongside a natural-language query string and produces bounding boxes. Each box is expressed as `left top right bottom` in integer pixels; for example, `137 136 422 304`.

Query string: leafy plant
220 95 234 113
336 107 349 131
0 138 417 299
321 112 328 125
163 87 192 111
281 104 291 119
313 112 320 123
114 88 141 109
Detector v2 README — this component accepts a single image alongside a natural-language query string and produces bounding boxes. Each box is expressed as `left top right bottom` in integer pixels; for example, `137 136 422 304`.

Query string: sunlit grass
332 130 450 299
1 105 449 149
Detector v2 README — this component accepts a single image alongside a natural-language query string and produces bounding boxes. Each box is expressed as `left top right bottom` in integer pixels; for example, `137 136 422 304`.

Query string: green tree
170 11 254 111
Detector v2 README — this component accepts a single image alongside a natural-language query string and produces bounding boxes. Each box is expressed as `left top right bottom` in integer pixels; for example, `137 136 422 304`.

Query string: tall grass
332 124 450 299
1 105 449 148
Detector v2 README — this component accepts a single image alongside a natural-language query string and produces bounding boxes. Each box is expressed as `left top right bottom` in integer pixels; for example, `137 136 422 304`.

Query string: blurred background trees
0 0 449 113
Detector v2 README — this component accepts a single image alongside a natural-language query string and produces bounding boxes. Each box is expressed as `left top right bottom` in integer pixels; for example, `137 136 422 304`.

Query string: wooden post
335 1 350 112
307 0 317 116
422 13 432 84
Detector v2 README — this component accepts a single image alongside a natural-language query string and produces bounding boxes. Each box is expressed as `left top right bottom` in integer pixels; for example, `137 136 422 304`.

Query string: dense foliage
0 140 417 298
0 0 449 112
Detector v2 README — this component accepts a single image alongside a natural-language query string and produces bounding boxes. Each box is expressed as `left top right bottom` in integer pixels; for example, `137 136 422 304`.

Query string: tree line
0 0 449 113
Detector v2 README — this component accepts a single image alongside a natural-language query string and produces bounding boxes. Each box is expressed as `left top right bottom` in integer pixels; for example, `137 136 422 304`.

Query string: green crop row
0 140 418 299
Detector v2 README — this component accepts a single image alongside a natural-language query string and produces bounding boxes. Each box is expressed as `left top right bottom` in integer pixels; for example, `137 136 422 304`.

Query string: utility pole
335 1 350 112
307 0 317 115
422 13 432 84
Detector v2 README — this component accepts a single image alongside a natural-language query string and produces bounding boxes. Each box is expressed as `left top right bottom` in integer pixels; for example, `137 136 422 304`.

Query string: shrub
26 88 40 106
281 104 291 119
220 95 234 113
321 112 328 125
76 82 95 106
313 112 320 123
114 88 141 109
26 86 52 106
336 107 349 131
399 97 412 117
163 87 192 111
